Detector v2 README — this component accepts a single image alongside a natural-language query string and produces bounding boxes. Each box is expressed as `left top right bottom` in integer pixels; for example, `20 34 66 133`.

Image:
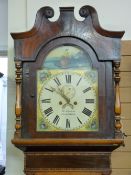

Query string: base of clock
24 152 111 175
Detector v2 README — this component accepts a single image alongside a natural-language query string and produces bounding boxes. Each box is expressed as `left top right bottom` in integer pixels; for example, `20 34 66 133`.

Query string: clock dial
37 70 98 131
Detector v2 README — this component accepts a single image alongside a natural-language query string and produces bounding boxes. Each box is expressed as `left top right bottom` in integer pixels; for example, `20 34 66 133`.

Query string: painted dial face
37 70 98 131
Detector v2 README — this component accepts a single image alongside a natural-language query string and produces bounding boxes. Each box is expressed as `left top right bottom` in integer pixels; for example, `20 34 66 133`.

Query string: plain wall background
7 1 131 175
0 0 7 51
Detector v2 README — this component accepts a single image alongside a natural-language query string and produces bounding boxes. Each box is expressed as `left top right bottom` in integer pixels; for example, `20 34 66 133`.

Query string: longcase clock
11 6 125 175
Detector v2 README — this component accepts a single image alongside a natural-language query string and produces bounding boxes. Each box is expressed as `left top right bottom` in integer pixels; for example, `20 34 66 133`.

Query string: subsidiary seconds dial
38 70 98 131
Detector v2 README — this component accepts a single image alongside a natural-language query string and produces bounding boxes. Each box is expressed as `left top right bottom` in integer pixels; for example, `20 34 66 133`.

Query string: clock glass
37 45 98 131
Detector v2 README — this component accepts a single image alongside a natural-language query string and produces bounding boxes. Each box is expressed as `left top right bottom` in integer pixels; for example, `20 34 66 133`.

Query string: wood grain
112 152 131 168
121 103 131 120
120 72 131 87
34 172 101 175
114 136 131 152
115 41 131 175
121 120 131 136
11 5 127 175
121 40 131 55
112 169 131 175
120 56 131 71
11 138 124 146
120 88 131 102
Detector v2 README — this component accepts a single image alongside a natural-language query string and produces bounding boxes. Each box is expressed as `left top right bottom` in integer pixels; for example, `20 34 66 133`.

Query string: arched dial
38 70 98 131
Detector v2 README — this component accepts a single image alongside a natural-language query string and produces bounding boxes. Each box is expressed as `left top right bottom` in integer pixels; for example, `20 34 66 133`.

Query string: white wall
7 0 131 175
7 1 27 175
0 0 7 51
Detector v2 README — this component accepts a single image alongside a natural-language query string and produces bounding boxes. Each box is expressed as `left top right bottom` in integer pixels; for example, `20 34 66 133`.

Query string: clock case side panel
21 37 115 139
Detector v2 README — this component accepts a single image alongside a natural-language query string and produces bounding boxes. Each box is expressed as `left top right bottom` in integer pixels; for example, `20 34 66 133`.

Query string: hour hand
50 87 56 92
57 88 74 109
57 88 70 102
51 87 73 109
52 87 70 103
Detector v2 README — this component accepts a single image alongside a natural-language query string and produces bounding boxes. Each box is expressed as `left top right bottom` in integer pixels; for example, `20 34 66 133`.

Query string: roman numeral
66 119 70 128
83 87 91 93
54 77 61 86
85 99 94 103
82 107 92 117
41 99 51 103
65 75 71 83
44 107 53 116
76 77 82 86
53 115 60 125
45 87 54 92
77 117 82 124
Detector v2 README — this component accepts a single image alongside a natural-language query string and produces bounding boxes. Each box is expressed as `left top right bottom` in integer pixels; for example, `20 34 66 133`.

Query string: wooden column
15 61 22 138
113 61 123 139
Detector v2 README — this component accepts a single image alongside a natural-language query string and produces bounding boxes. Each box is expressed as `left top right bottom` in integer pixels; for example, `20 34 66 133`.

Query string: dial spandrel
37 69 98 131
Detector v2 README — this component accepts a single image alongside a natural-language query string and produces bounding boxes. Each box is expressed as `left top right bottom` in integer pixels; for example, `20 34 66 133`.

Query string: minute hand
56 88 70 103
57 88 74 109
